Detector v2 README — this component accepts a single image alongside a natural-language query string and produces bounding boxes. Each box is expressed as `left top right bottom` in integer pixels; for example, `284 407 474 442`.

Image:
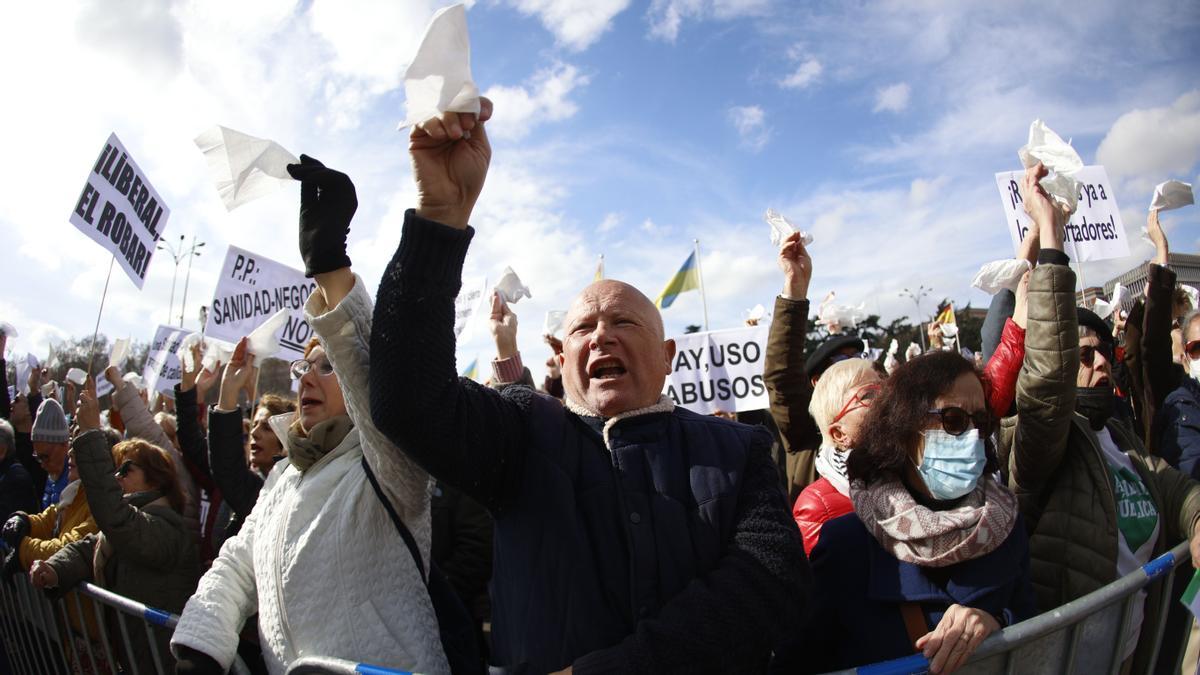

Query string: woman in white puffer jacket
170 158 448 674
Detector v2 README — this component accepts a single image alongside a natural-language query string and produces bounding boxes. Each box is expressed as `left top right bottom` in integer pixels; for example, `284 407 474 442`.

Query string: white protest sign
995 165 1129 263
205 245 317 359
69 133 170 289
143 324 188 395
454 276 488 341
663 325 769 414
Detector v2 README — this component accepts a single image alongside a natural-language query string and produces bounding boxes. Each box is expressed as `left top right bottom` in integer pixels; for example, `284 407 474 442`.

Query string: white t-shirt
1095 427 1161 661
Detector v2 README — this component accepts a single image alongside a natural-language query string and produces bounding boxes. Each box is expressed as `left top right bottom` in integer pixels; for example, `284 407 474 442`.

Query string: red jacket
793 477 853 555
984 318 1026 419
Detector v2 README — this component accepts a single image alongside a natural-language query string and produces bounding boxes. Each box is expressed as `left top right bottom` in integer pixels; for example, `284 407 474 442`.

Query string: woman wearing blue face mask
790 351 1033 675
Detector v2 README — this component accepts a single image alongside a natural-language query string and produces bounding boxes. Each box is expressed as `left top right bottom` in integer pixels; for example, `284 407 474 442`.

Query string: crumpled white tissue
816 292 866 332
246 309 289 359
0 322 17 338
1111 283 1126 313
495 267 531 304
1182 285 1200 312
123 372 146 391
1149 180 1194 212
1018 119 1083 212
884 339 900 375
41 381 58 398
1092 297 1115 321
543 310 567 337
972 259 1032 295
194 126 299 211
109 338 130 370
177 333 206 372
940 323 960 339
745 304 769 323
65 368 88 386
201 338 236 373
764 209 814 248
398 4 481 130
905 342 922 361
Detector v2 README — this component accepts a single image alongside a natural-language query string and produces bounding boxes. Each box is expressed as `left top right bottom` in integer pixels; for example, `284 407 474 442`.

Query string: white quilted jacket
170 276 448 674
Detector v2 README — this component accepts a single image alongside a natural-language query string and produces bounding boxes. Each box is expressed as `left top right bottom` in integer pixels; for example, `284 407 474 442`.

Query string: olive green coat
1001 262 1200 674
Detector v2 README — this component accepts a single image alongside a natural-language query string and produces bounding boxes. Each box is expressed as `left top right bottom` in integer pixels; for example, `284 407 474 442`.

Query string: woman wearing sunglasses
172 158 450 675
791 357 881 555
30 385 198 675
790 351 1033 675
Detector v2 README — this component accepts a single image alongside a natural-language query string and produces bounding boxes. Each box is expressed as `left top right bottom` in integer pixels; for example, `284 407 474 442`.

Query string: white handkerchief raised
109 338 130 370
195 126 299 211
123 372 146 391
764 209 814 248
201 338 236 373
177 333 205 372
66 368 88 386
246 309 289 359
1182 285 1200 312
905 342 922 361
496 267 531 304
1091 298 1115 320
1018 119 1082 211
745 304 769 323
1111 283 1126 312
1149 180 1194 212
543 310 567 337
0 322 17 338
972 259 1031 295
940 323 960 339
398 4 481 130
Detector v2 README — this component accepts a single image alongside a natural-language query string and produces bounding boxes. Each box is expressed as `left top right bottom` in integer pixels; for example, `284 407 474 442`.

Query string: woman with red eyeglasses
777 350 1032 675
790 358 881 554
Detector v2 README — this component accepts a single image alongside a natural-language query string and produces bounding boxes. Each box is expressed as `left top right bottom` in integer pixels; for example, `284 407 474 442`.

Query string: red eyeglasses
832 383 881 424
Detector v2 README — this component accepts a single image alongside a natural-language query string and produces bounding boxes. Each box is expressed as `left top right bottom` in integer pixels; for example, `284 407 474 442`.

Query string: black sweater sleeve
0 359 10 420
174 385 212 481
207 408 262 520
369 210 530 511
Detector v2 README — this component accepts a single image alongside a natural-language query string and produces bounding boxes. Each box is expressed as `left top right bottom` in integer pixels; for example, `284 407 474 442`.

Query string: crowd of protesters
1 97 1199 675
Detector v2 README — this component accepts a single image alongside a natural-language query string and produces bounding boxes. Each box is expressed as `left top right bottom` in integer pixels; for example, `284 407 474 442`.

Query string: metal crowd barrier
286 542 1194 675
825 540 1192 675
0 573 251 675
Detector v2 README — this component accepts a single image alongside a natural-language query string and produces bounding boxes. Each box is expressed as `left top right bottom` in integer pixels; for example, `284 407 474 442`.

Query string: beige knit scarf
850 475 1018 568
287 415 354 473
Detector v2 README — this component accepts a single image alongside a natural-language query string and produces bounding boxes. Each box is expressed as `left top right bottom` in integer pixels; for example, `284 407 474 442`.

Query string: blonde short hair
808 358 878 444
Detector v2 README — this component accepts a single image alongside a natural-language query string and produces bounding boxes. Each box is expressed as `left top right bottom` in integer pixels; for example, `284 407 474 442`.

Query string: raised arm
763 231 820 496
1141 210 1181 455
1010 163 1079 493
208 338 265 520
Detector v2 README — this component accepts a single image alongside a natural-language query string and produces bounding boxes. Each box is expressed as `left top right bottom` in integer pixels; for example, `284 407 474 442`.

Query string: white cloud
873 82 911 113
482 63 590 141
728 105 770 152
779 58 822 90
647 0 768 42
1096 90 1200 189
506 0 632 51
308 0 442 91
598 212 623 232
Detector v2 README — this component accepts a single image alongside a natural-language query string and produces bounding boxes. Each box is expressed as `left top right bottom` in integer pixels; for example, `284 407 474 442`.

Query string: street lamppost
157 234 186 326
900 285 932 351
178 236 205 328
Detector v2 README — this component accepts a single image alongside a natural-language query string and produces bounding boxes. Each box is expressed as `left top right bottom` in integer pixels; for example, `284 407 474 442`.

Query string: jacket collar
564 395 676 447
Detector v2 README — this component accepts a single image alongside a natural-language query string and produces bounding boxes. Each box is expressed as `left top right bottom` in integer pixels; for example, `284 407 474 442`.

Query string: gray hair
1184 309 1200 341
0 419 14 457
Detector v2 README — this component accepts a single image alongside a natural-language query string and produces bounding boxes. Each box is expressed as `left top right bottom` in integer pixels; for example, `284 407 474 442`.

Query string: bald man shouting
370 99 809 674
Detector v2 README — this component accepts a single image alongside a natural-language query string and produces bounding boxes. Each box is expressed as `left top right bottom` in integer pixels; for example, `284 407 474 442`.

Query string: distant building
1103 253 1200 313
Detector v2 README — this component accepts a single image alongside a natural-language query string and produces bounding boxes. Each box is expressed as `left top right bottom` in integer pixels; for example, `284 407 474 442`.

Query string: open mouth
301 397 322 408
588 357 627 380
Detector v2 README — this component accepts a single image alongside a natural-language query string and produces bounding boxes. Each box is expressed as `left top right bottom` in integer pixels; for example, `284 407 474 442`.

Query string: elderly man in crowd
369 99 809 673
31 398 72 508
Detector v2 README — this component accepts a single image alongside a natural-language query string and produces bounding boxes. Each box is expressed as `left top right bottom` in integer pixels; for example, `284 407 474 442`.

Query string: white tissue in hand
543 310 567 337
201 338 236 373
888 339 899 356
122 372 146 391
1149 180 1194 212
194 126 299 211
940 323 959 339
246 309 289 359
764 209 814 248
745 304 769 323
1092 297 1115 321
1018 119 1082 211
905 343 922 361
495 267 531 304
1182 285 1200 312
109 338 130 369
972 259 1032 295
177 333 206 372
0 321 17 338
66 368 87 386
816 292 866 332
1111 283 1126 312
398 4 481 129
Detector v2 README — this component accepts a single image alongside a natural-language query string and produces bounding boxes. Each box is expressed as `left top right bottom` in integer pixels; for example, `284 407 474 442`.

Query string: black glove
174 645 224 675
1 549 22 586
1 514 29 548
285 154 357 278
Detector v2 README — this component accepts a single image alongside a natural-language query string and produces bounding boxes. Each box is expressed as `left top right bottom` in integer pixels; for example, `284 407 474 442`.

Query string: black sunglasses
927 407 992 437
115 460 139 478
1080 343 1113 368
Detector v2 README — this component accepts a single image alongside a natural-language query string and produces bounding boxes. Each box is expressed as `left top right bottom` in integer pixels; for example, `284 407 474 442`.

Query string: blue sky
1 0 1198 382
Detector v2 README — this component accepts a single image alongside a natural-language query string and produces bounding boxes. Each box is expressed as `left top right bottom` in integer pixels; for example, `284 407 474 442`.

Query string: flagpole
87 256 117 377
599 254 604 280
693 239 709 332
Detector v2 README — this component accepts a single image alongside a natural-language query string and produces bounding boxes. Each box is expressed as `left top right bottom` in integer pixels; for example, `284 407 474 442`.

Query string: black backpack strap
361 457 427 585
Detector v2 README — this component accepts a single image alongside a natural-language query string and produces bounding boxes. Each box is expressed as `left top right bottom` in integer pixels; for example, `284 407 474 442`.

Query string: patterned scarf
814 446 850 497
850 474 1018 567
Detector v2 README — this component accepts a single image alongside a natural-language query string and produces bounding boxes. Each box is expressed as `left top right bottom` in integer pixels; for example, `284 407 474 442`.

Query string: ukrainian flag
461 357 478 381
655 251 700 309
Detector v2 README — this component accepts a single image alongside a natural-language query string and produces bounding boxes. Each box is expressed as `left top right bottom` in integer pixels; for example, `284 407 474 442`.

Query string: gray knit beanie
32 398 69 443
